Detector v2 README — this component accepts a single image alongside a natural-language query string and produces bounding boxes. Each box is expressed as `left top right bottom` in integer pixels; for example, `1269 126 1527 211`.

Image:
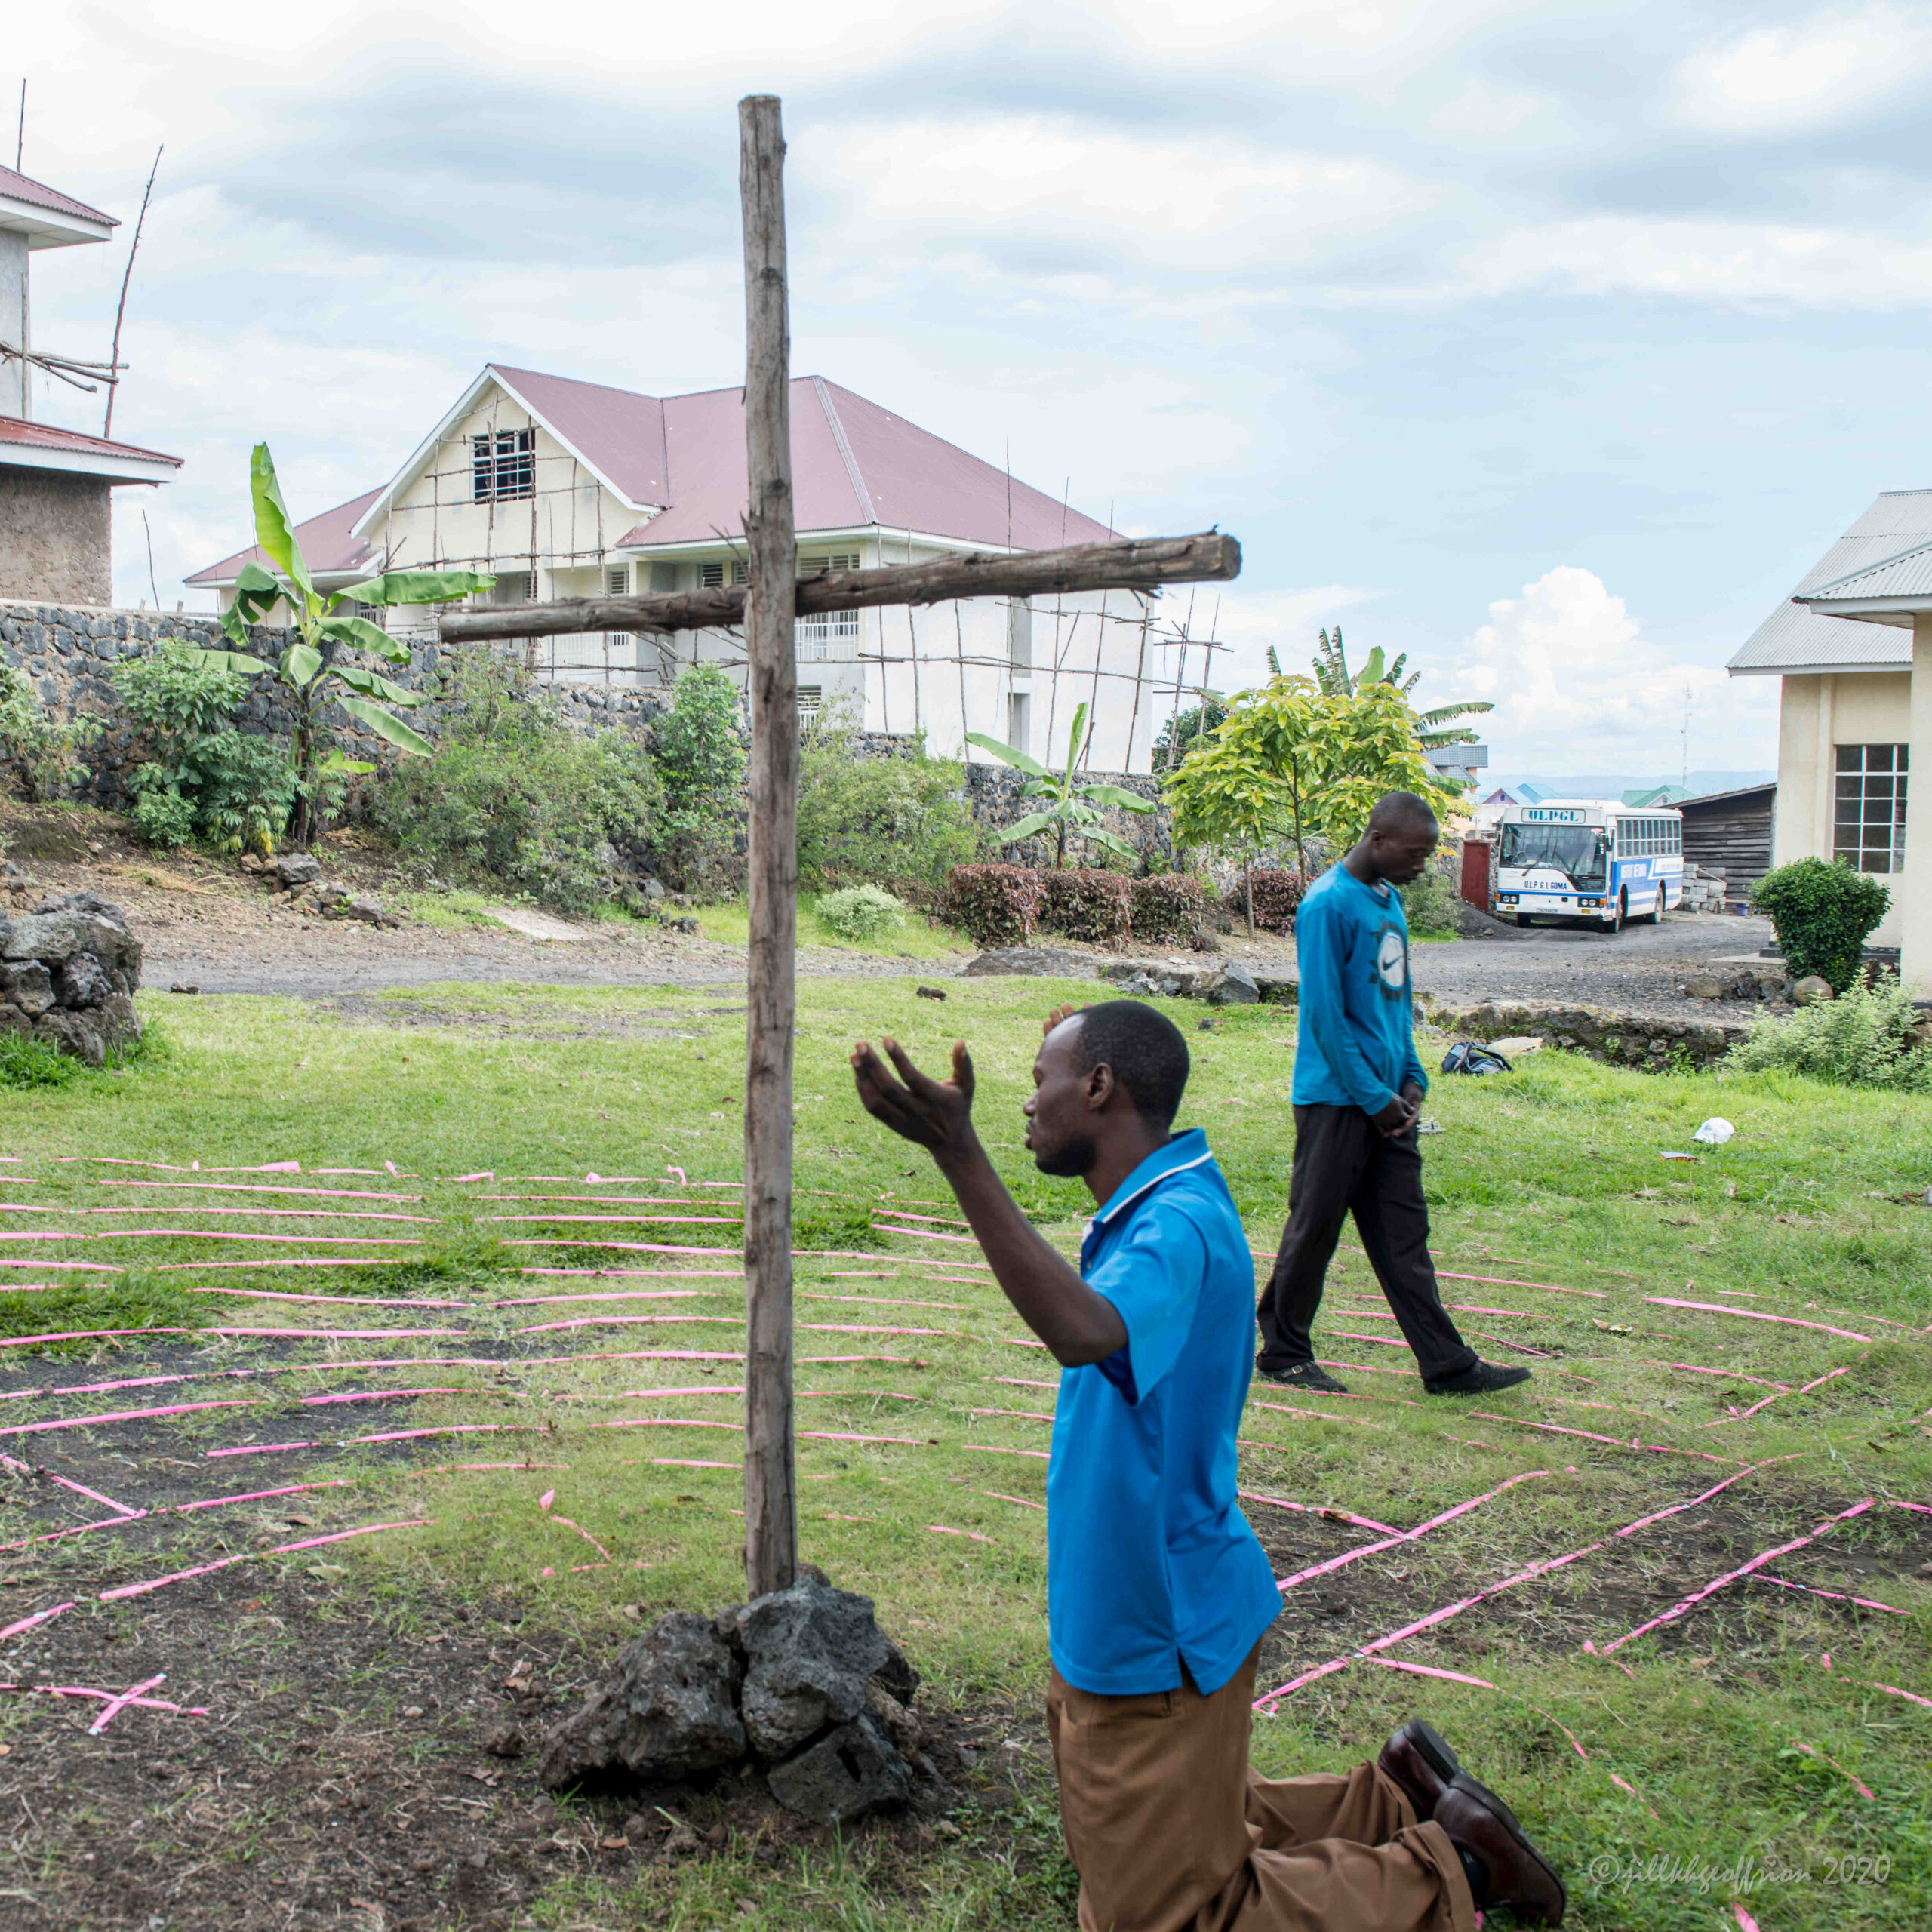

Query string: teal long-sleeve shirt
1291 864 1428 1115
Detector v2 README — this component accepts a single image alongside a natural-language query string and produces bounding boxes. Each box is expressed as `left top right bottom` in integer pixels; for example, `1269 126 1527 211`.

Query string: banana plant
966 700 1152 869
198 444 495 844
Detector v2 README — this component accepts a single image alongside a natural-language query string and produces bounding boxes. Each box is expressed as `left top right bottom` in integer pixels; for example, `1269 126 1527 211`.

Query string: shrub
115 641 295 854
817 884 908 944
1131 873 1205 943
1038 867 1133 945
0 665 98 801
1245 868 1306 934
1727 977 1932 1092
1401 851 1460 935
377 651 663 918
1751 858 1891 992
654 664 747 893
945 863 1045 946
128 786 195 848
796 735 981 890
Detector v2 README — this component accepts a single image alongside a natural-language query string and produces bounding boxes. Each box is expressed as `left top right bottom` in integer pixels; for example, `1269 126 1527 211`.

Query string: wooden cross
438 95 1241 1598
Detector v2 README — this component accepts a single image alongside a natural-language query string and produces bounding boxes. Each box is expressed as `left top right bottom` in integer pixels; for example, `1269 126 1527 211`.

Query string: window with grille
700 558 750 589
491 571 533 606
799 552 860 574
472 429 534 502
606 565 629 595
648 561 678 593
797 684 823 728
1835 743 1909 873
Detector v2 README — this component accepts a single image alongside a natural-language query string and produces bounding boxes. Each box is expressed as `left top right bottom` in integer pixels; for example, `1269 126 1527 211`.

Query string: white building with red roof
1 164 182 605
186 364 1183 770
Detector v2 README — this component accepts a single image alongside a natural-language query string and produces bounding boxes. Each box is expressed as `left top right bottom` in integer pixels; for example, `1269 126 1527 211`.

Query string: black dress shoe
1377 1717 1460 1818
1434 1771 1567 1923
1254 1358 1349 1394
1424 1359 1532 1396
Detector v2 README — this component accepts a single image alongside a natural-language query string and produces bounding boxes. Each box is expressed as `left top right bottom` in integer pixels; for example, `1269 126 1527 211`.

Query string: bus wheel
1644 888 1665 924
1604 894 1625 934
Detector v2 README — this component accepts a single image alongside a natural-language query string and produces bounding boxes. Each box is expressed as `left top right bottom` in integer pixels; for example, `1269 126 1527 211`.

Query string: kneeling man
851 1000 1564 1930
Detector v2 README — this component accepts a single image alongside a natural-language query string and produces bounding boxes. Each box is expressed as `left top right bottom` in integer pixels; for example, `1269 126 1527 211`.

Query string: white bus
1493 799 1683 932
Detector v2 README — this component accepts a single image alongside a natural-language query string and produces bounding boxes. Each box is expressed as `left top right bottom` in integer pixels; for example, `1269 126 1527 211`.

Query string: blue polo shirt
1045 1129 1280 1696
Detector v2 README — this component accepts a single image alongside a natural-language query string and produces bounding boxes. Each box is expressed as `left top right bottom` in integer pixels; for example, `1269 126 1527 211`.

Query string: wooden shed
1678 781 1776 899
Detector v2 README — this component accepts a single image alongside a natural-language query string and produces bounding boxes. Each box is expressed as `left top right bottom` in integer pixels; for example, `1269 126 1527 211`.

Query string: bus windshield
1498 823 1608 888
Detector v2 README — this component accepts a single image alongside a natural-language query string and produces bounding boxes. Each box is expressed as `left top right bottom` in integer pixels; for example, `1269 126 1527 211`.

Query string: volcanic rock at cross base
537 1576 940 1824
0 892 143 1066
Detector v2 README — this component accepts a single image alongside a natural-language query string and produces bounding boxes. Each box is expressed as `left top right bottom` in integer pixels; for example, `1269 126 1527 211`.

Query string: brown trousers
1046 1649 1475 1932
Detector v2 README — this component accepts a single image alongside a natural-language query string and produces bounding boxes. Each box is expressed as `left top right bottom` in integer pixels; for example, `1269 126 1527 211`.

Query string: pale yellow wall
374 387 636 595
1773 667 1913 948
1903 619 1932 992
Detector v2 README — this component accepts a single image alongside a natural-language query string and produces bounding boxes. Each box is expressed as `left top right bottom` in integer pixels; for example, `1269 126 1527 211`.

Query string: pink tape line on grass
491 1290 709 1309
211 1327 462 1340
983 1491 1044 1512
1709 1364 1852 1427
1238 1491 1402 1537
1364 1657 1497 1690
1644 1297 1872 1343
100 1517 432 1601
1467 1411 1740 1466
0 1325 194 1347
186 1287 468 1309
1600 1497 1877 1653
966 1443 1050 1461
1437 1271 1607 1300
0 1398 260 1438
1612 1457 1794 1541
0 1513 149 1555
1752 1572 1906 1616
99 1180 418 1200
1269 1471 1549 1595
515 1313 740 1334
45 1471 142 1518
0 1260 124 1274
1790 1740 1876 1799
512 1267 738 1281
1889 1498 1932 1515
0 1601 74 1640
88 1672 168 1735
927 1524 993 1543
75 1229 423 1247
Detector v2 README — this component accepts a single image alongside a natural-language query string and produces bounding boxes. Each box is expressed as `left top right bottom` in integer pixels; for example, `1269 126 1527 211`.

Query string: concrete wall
1772 668 1912 949
0 232 26 418
0 467 112 604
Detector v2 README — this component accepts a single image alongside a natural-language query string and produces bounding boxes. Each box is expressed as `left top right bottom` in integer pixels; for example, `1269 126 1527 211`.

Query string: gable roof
1795 537 1932 610
0 412 180 483
346 365 1115 555
0 165 116 245
183 485 382 587
1727 488 1929 677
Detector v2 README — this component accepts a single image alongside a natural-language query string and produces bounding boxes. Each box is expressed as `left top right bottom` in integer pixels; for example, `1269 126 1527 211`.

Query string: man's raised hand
850 1037 979 1160
1043 1003 1082 1038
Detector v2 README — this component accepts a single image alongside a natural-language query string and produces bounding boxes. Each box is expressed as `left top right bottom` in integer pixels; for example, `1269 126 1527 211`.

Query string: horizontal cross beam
435 530 1240 642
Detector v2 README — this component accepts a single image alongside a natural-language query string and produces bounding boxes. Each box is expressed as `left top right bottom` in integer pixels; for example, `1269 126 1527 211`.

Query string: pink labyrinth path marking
0 1141 1915 1800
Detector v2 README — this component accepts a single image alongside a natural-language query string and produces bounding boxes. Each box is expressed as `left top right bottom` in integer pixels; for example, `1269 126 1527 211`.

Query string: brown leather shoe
1377 1718 1460 1820
1434 1771 1567 1923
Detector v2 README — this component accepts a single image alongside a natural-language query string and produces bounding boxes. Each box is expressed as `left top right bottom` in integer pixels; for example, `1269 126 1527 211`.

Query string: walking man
1256 791 1531 1398
851 999 1565 1929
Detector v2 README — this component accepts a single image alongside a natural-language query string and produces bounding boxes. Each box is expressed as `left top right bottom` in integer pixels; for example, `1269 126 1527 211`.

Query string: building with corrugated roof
1727 489 1927 978
186 365 1188 772
2 164 181 604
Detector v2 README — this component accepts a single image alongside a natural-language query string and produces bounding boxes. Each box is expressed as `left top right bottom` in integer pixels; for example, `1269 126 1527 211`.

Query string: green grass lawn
0 980 1927 1931
695 891 975 959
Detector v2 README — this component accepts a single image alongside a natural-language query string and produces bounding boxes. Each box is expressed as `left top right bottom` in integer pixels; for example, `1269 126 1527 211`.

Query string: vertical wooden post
739 93 799 1600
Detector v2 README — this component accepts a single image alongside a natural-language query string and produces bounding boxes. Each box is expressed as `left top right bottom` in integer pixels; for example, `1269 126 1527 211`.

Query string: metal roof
184 486 381 587
1726 488 1930 676
0 164 116 236
1676 781 1777 811
1796 536 1932 608
0 411 180 483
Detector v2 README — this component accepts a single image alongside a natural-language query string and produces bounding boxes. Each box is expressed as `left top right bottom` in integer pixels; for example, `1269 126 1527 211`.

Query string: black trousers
1256 1103 1477 1384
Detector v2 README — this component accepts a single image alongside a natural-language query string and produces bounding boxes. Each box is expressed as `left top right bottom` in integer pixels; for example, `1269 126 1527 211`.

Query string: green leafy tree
1751 858 1892 992
1164 674 1461 931
1293 625 1492 752
198 444 494 844
1151 693 1229 773
652 663 747 894
967 700 1153 869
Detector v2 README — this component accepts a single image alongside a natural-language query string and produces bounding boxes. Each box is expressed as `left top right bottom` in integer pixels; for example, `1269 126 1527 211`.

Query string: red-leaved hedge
944 864 1046 946
1244 868 1306 934
1130 874 1204 943
1038 869 1134 944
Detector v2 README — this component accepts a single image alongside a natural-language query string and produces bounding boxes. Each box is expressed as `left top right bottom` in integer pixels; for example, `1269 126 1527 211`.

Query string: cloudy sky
15 0 1932 776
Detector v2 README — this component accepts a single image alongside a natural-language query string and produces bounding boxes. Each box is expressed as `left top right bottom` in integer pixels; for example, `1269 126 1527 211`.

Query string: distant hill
1484 769 1775 801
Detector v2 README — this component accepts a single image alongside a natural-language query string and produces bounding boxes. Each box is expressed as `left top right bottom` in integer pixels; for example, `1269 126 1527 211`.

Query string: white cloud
1448 566 1777 771
1676 6 1932 130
